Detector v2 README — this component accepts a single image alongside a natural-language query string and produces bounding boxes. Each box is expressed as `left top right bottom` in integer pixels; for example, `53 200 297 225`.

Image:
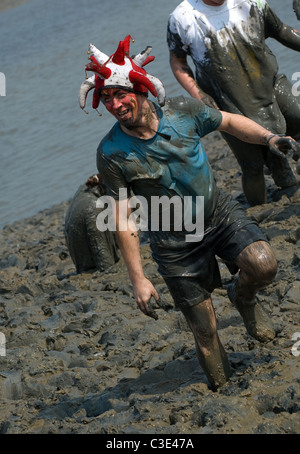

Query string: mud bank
0 132 300 434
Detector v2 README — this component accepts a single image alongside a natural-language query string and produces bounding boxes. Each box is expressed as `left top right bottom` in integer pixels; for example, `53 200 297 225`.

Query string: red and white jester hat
79 35 166 114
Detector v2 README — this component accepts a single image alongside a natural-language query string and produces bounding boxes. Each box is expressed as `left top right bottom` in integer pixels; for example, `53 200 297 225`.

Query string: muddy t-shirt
167 0 286 132
97 96 222 239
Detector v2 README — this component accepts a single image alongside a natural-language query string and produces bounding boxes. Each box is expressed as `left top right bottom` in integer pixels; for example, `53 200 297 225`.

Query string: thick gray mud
0 132 300 434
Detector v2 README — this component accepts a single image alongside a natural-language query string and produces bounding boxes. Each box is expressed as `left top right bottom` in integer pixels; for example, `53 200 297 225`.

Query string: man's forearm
218 111 273 145
169 53 203 100
277 24 300 52
169 52 219 108
115 200 159 316
116 229 145 284
114 199 144 284
169 51 220 105
218 111 300 160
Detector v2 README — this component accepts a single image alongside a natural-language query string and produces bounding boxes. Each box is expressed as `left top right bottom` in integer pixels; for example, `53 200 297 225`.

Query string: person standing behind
167 0 300 206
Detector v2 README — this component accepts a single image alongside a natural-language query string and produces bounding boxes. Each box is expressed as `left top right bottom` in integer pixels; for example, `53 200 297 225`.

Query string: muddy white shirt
167 0 286 131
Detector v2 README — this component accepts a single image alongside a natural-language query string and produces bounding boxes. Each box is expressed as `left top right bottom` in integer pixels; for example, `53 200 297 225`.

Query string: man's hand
132 277 159 320
267 135 300 161
198 92 219 109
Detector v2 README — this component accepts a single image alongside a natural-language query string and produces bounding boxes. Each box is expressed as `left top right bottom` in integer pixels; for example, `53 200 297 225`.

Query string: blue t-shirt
97 96 222 237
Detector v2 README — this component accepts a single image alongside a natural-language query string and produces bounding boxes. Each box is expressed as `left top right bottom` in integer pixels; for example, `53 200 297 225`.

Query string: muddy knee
235 241 277 286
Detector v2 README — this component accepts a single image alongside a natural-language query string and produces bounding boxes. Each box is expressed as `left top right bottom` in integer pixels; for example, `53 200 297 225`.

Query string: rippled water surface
0 0 299 227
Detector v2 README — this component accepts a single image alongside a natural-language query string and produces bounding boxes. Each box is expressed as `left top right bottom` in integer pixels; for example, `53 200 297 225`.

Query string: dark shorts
151 190 267 309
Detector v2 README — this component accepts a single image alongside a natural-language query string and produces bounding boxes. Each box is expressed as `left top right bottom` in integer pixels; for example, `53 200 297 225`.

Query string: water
0 0 299 228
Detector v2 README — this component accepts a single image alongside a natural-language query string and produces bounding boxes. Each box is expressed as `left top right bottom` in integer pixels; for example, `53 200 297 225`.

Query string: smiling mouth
117 109 130 119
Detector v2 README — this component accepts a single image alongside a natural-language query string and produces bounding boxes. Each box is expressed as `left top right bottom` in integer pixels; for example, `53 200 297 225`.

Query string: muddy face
101 89 140 128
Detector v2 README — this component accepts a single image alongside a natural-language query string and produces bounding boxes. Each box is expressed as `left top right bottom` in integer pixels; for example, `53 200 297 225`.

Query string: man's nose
111 97 122 109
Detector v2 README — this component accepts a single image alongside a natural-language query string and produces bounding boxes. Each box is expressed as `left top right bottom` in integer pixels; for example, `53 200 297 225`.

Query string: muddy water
0 0 299 228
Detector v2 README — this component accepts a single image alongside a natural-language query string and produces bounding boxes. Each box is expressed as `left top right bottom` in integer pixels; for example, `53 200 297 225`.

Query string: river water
0 0 299 228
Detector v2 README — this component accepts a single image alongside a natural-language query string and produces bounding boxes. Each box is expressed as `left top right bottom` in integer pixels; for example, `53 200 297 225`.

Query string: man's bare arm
276 23 300 52
218 110 300 160
115 199 159 318
169 51 219 108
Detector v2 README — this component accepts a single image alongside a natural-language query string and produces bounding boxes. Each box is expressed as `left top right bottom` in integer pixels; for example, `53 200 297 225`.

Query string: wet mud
0 132 300 434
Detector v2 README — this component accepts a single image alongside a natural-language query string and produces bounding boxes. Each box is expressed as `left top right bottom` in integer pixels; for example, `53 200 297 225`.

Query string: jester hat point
79 35 166 114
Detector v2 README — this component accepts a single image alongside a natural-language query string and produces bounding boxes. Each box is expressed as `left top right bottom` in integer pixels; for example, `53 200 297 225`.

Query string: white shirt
168 0 268 66
167 0 285 131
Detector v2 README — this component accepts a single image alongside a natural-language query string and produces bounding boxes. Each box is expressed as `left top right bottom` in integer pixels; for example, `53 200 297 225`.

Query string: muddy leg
221 132 267 206
182 298 232 391
241 168 267 206
228 241 277 342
